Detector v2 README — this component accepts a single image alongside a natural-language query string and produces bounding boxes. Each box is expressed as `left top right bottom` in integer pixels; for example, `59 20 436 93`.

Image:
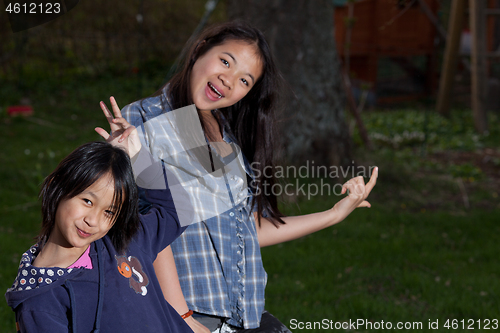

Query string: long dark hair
38 141 140 253
159 21 285 226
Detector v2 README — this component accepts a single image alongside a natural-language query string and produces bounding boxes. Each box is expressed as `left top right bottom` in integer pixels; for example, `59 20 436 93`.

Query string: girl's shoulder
7 244 85 293
122 90 172 125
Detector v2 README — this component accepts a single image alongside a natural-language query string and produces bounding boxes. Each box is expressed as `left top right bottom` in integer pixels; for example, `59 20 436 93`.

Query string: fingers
341 181 351 195
364 167 378 195
111 117 130 126
109 96 122 119
95 127 110 140
100 96 122 122
100 97 133 136
100 101 114 124
343 168 378 195
118 125 136 143
357 200 371 208
111 117 134 141
342 176 364 196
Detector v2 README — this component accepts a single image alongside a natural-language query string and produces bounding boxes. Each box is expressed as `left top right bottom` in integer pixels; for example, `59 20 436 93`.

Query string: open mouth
208 82 223 99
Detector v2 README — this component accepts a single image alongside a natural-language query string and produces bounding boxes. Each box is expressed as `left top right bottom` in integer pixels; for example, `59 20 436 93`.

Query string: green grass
1 75 499 332
263 205 499 332
260 106 500 332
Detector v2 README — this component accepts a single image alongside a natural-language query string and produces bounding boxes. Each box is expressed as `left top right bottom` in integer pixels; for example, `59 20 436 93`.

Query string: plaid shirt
122 94 267 329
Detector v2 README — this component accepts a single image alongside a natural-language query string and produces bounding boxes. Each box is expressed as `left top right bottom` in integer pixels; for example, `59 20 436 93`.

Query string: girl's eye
105 210 115 218
241 78 249 86
221 58 229 67
83 198 92 205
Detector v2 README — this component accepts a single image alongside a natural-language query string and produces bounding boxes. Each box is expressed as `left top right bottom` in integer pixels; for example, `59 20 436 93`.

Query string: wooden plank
485 8 500 14
470 0 489 133
436 0 467 116
418 0 447 39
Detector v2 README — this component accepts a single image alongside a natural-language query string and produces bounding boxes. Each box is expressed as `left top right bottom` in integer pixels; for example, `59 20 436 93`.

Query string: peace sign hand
95 96 142 158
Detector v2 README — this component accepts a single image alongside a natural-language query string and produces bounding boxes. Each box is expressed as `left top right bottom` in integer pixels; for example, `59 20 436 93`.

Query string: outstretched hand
95 97 141 159
330 167 378 222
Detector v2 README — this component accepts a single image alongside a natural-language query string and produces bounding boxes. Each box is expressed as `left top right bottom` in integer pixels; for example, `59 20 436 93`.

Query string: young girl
123 22 378 332
5 98 194 333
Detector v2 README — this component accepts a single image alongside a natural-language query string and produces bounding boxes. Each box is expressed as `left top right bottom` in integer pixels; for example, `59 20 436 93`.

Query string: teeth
208 82 223 98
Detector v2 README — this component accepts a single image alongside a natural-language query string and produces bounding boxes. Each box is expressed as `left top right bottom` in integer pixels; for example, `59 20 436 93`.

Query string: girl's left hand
95 96 142 158
330 167 378 223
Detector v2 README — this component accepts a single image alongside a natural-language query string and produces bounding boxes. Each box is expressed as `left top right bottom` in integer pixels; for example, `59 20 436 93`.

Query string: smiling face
50 173 118 251
190 39 264 112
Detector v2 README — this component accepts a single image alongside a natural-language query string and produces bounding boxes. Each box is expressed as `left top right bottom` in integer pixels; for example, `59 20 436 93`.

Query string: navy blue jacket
5 184 193 333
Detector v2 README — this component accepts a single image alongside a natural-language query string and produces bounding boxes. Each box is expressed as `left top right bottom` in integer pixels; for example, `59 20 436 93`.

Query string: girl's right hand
184 316 211 333
329 167 378 223
95 96 142 158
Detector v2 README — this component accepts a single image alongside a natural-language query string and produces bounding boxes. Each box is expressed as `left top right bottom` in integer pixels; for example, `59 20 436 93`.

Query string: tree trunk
228 0 351 168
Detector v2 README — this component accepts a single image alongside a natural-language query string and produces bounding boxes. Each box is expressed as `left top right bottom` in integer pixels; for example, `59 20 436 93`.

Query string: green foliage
348 107 500 214
355 109 499 152
447 162 483 181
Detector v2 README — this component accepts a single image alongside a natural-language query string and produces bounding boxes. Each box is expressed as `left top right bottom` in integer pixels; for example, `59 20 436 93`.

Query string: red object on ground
7 105 34 116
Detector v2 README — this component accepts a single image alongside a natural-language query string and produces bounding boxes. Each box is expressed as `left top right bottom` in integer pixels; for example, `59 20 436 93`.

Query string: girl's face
50 173 118 250
190 40 263 112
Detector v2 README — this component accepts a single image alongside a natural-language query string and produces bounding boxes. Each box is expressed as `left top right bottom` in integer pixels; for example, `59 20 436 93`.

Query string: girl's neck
199 109 224 143
199 110 235 157
33 240 89 268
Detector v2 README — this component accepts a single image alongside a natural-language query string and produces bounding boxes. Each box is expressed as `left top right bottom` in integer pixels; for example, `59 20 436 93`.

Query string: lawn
261 107 500 332
1 75 499 332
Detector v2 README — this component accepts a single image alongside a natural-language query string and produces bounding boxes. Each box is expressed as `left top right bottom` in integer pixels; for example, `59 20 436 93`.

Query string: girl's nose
219 74 232 90
84 211 99 227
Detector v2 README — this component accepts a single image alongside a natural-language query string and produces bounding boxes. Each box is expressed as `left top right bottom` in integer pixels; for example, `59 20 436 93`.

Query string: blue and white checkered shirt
122 93 267 329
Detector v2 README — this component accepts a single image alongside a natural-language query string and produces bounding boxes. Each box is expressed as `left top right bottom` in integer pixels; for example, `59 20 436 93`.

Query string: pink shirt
68 245 93 269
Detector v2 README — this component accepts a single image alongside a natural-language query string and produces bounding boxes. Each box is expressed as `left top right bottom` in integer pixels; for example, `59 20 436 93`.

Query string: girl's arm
98 98 207 331
256 169 378 247
17 311 69 333
154 247 211 333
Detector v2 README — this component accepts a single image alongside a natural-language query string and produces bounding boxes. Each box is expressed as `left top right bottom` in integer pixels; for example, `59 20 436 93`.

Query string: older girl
123 22 377 332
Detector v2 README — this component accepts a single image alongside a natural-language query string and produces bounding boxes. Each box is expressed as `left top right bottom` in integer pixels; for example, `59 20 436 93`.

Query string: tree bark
228 0 351 168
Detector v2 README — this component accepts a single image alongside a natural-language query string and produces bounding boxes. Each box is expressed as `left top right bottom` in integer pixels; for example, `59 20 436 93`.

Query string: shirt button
229 212 235 217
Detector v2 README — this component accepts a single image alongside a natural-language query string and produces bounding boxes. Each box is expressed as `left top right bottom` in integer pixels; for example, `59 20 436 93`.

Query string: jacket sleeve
17 309 69 333
132 146 193 257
